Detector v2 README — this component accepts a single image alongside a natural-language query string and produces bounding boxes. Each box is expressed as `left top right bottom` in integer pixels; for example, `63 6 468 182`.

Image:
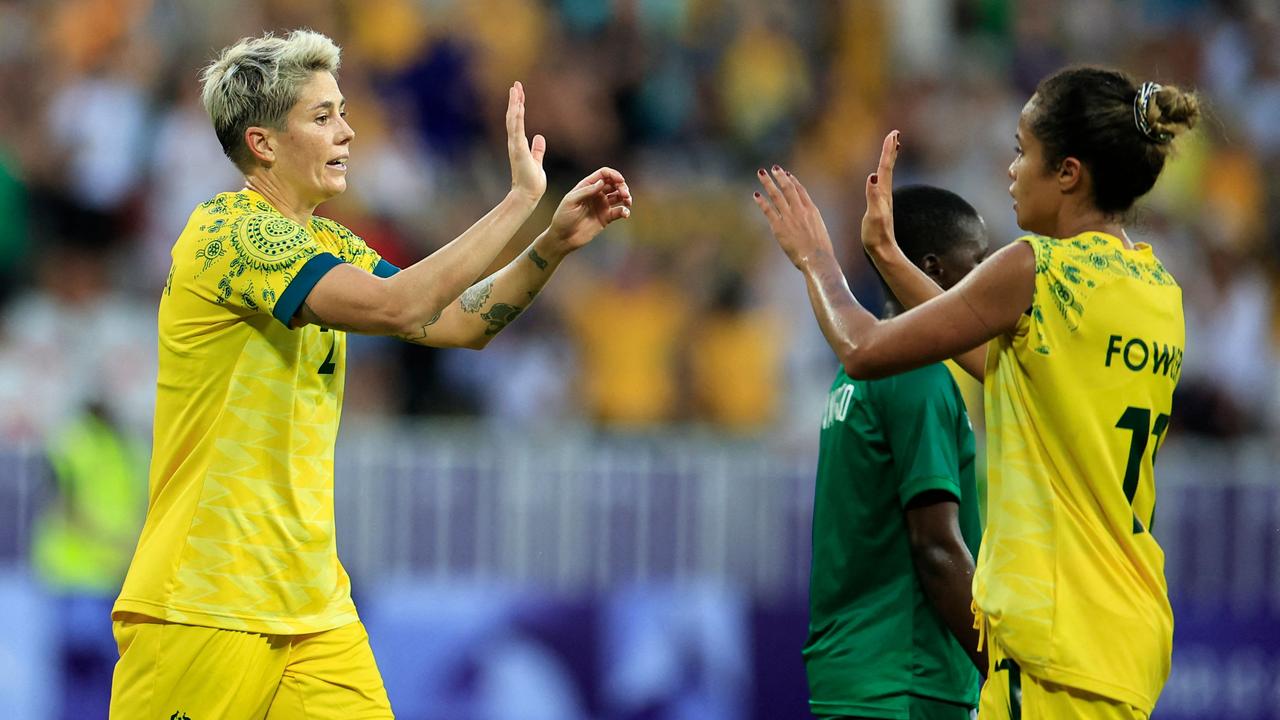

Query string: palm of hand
511 149 546 199
506 81 546 201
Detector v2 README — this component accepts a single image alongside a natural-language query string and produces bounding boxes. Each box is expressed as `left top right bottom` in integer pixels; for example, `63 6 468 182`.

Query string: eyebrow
307 98 347 111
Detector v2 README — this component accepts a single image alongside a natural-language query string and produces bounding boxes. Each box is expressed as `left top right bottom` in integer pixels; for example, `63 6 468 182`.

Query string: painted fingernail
773 165 782 172
753 192 761 198
870 174 878 185
758 169 766 176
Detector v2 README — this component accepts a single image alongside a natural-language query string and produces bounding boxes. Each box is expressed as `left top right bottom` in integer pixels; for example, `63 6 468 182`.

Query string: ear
921 253 945 283
1057 156 1084 194
244 126 276 165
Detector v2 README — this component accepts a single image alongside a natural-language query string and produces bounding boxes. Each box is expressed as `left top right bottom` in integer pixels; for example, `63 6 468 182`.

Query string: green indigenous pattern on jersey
805 364 982 719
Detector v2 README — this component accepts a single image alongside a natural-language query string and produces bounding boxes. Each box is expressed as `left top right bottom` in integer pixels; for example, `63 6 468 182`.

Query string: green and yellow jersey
806 364 982 719
114 190 397 635
977 232 1183 713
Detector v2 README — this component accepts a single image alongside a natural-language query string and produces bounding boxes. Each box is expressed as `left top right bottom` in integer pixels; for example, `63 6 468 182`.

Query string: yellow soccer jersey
114 190 397 635
975 232 1182 714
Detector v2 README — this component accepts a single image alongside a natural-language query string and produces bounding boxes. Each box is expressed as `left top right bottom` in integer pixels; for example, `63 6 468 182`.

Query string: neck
243 171 316 226
1053 200 1131 248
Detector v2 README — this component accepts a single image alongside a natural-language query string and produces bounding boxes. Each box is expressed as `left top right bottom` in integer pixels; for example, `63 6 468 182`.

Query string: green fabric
273 251 342 326
806 364 982 719
819 692 976 719
0 149 28 274
32 414 146 594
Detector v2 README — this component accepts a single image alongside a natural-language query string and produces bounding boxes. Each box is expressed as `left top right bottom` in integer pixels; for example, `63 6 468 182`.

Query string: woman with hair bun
754 66 1198 718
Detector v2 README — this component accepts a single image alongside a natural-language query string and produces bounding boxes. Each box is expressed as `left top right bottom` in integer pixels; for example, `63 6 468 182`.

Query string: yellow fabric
976 232 1182 713
944 359 987 522
979 637 1148 720
942 359 984 431
114 190 383 635
566 280 688 425
690 311 784 429
109 616 393 719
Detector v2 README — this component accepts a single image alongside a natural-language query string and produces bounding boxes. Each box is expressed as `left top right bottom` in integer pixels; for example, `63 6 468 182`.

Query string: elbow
355 279 419 337
384 293 453 340
909 538 965 582
379 303 420 338
839 343 885 380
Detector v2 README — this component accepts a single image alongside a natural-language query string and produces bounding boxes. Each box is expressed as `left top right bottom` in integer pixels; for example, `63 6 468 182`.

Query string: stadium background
0 0 1278 717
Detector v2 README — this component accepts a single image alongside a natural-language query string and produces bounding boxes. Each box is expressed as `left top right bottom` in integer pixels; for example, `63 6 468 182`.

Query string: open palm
861 131 900 255
507 81 547 202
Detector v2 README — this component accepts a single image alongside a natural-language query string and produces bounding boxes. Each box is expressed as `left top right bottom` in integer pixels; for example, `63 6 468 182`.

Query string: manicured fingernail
773 165 782 172
758 169 765 176
753 192 761 198
870 174 878 185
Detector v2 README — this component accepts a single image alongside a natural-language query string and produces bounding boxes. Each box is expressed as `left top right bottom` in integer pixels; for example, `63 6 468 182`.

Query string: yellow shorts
109 613 394 719
979 639 1147 720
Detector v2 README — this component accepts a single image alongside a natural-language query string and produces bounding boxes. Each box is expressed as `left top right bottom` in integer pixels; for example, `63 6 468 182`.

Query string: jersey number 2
1115 406 1169 534
318 328 336 375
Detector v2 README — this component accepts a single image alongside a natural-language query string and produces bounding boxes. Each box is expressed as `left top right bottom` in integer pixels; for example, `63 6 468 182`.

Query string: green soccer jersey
805 363 982 719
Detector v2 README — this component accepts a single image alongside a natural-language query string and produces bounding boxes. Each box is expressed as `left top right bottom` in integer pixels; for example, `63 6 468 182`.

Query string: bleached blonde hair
200 29 342 171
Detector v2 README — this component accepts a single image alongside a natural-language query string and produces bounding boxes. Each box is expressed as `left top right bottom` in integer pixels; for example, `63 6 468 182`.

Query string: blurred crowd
1 0 1279 447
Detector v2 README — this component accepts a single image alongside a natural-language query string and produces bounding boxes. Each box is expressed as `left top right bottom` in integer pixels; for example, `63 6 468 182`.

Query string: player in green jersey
803 185 988 720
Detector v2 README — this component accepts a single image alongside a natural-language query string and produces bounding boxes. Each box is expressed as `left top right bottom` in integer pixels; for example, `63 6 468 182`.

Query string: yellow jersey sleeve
309 215 399 278
187 193 345 327
976 232 1183 714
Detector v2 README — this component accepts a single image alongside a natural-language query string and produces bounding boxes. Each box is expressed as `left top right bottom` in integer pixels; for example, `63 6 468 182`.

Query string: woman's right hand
861 130 901 258
506 81 547 204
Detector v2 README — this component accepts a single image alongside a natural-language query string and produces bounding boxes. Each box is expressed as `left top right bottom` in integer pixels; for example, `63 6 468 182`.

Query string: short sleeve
194 210 339 326
875 367 965 508
310 216 396 276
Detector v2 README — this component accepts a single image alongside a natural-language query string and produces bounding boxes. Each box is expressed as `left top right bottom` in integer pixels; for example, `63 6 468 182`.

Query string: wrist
796 247 839 274
506 188 542 211
532 230 571 263
864 233 901 262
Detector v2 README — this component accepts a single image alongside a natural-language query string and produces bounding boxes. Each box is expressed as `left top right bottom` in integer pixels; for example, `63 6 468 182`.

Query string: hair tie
1134 82 1172 144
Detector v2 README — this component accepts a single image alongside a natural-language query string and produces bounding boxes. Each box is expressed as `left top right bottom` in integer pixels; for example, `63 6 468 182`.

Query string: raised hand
861 130 901 256
507 81 547 203
545 167 633 254
753 165 835 269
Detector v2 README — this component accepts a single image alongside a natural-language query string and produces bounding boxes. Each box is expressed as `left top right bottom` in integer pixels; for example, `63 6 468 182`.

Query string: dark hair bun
1146 85 1200 142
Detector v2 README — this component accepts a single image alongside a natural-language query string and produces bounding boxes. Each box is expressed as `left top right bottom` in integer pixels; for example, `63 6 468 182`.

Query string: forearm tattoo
528 247 549 271
481 303 523 336
459 278 494 313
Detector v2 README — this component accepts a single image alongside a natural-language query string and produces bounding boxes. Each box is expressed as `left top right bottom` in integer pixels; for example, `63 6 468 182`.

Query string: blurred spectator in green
31 402 147 720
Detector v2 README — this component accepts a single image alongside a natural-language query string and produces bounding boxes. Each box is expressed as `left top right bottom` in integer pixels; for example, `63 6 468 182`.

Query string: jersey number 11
1115 406 1170 534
